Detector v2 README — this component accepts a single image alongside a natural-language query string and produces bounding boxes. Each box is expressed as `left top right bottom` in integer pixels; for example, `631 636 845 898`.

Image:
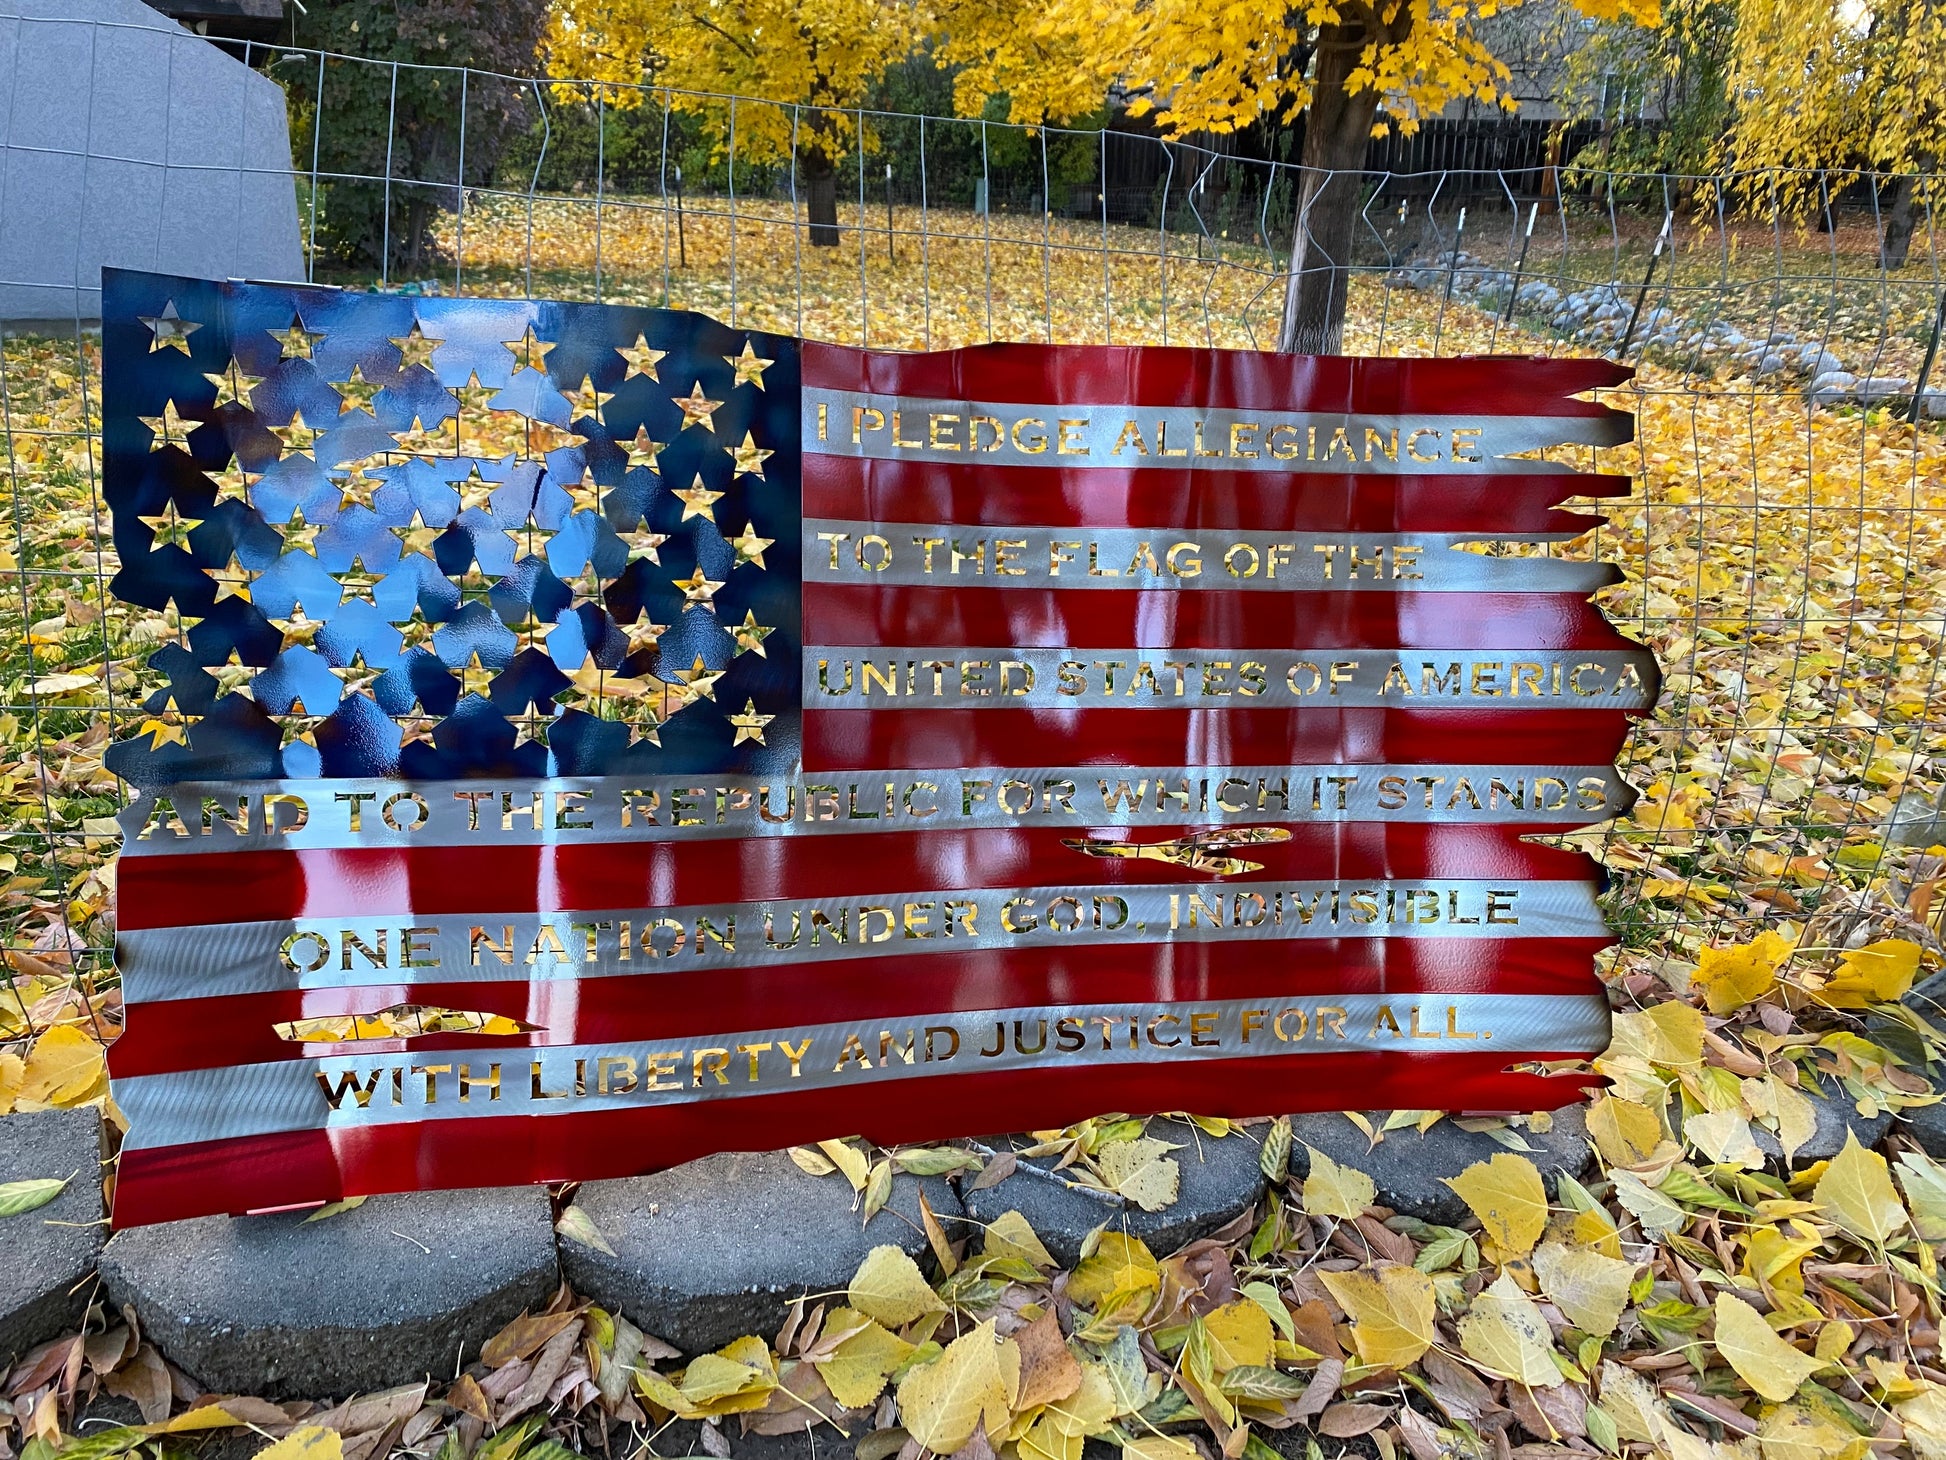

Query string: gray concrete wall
0 0 303 323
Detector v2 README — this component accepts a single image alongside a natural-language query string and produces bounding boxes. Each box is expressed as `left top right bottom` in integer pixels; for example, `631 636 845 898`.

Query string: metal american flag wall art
101 267 1657 1226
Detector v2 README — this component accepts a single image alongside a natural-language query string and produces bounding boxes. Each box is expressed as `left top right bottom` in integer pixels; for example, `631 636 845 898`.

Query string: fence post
674 164 686 270
1617 213 1672 357
1905 290 1946 424
381 60 399 287
886 163 895 266
1502 201 1538 324
453 68 468 295
1432 207 1466 355
1440 207 1467 312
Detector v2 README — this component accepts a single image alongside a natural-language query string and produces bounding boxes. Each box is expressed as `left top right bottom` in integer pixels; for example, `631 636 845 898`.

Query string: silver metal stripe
115 993 1613 1151
801 521 1616 594
802 647 1658 709
118 766 1633 855
117 879 1608 1002
802 389 1630 474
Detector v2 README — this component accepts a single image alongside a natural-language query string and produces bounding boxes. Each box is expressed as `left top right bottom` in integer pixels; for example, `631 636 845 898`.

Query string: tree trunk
1883 173 1921 271
405 197 432 273
1277 20 1387 354
800 146 841 248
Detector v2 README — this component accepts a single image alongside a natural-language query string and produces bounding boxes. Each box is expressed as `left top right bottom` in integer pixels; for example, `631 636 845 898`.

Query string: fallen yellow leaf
1445 1152 1549 1256
896 1320 1020 1455
1319 1263 1435 1370
1300 1144 1377 1220
1713 1292 1821 1401
1458 1274 1561 1387
19 1025 105 1107
1692 929 1794 1013
1813 939 1923 1008
1814 1131 1910 1248
249 1428 344 1460
847 1244 945 1328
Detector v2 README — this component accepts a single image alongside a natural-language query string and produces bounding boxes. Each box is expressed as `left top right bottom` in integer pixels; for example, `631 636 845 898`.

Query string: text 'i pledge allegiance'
802 389 1631 472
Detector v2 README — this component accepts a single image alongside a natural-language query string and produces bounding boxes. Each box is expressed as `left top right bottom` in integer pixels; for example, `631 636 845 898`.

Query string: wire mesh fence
4 26 1946 1053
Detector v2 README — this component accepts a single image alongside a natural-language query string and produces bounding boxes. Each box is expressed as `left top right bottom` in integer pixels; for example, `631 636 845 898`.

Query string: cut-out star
137 500 203 549
335 564 382 607
558 652 614 709
139 400 196 454
729 522 774 569
392 510 442 561
327 651 380 690
332 467 385 513
675 655 725 700
455 651 498 698
393 414 455 457
141 301 200 354
558 468 605 517
617 334 667 382
623 614 668 655
397 607 438 651
673 382 723 432
503 325 556 376
211 553 254 602
454 567 498 607
448 464 500 513
565 375 615 421
563 562 605 607
728 698 774 746
213 648 257 698
726 431 774 479
673 475 725 522
452 370 500 429
137 695 199 747
391 321 444 372
507 606 558 648
732 610 774 657
204 362 265 410
209 461 260 507
619 524 668 565
271 606 324 651
522 418 581 459
675 565 725 611
624 426 666 473
398 715 438 747
501 517 555 558
724 342 774 390
276 509 324 557
625 708 667 747
269 410 322 458
269 314 323 361
280 702 325 749
511 714 553 750
335 364 386 416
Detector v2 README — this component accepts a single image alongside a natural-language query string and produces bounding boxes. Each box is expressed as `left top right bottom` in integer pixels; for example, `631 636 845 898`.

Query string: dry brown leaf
1011 1311 1082 1410
480 1311 578 1369
1318 1401 1392 1437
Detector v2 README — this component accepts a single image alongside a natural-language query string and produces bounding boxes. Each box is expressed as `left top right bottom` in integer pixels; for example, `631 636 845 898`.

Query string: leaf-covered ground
4 198 1946 1460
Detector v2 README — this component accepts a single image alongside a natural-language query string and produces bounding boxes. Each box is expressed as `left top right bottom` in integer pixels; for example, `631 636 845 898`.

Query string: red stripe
111 1050 1605 1226
803 586 1631 652
108 937 1613 1076
804 706 1644 773
114 824 1597 931
802 456 1627 534
801 341 1630 414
